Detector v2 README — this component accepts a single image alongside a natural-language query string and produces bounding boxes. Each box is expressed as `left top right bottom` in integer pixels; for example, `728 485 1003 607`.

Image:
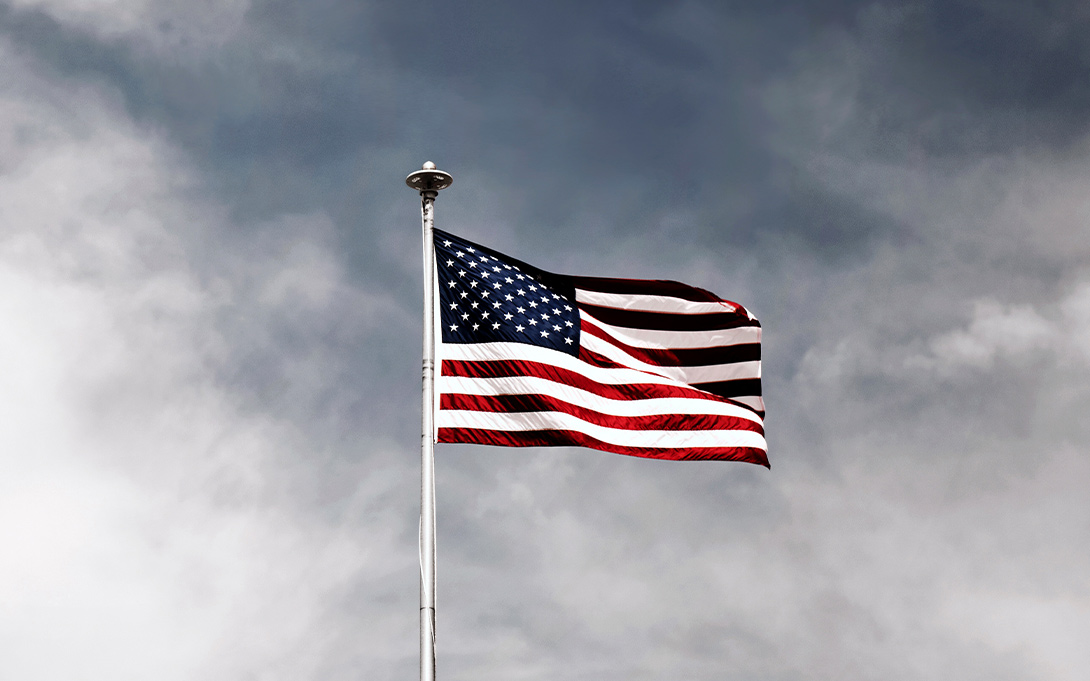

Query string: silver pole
405 161 452 681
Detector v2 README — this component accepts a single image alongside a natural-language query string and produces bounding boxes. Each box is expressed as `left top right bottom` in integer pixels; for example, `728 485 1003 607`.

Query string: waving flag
434 229 767 466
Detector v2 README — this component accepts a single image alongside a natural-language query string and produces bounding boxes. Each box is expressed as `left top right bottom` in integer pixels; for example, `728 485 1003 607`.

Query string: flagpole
405 161 453 681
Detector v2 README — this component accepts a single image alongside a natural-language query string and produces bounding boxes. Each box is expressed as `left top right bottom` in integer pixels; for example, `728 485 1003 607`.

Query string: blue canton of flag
436 233 580 356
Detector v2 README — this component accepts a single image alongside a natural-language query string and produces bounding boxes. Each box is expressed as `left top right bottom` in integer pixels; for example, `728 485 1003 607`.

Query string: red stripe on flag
576 302 758 332
441 358 738 405
440 393 764 434
570 276 728 302
438 427 770 466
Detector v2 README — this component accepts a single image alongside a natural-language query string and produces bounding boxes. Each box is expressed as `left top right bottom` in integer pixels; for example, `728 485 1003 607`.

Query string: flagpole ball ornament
405 161 453 197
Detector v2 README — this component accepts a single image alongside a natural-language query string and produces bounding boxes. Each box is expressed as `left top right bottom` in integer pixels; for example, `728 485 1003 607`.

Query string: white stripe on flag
581 312 762 349
442 341 696 389
575 289 739 314
439 410 768 449
439 375 763 423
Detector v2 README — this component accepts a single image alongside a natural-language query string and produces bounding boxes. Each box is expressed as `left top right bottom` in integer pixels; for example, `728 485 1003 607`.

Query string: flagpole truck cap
405 161 453 198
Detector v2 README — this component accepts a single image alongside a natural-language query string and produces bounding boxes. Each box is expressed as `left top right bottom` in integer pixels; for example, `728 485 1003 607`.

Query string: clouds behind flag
433 229 767 466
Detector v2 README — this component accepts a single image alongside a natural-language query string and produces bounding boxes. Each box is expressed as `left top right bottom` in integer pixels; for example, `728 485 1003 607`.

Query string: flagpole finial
406 162 453 198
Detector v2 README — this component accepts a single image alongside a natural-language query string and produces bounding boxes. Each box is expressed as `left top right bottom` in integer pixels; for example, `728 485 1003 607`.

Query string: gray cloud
2 1 1088 680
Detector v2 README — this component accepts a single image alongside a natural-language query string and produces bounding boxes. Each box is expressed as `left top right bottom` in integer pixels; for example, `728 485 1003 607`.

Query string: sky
1 1 1089 679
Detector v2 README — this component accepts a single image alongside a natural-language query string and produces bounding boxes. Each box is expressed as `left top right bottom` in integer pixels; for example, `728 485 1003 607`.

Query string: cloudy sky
2 1 1089 679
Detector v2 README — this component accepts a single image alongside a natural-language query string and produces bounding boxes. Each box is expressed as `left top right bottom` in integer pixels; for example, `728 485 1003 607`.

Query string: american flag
434 229 767 466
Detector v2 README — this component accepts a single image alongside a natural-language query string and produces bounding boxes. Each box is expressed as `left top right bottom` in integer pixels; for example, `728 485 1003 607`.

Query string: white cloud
755 17 1090 677
942 592 1090 681
796 281 1090 391
915 300 1056 375
915 281 1090 376
6 0 251 53
1059 280 1090 362
0 37 413 680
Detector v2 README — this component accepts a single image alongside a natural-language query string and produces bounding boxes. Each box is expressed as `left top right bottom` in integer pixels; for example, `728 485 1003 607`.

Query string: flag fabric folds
433 229 767 467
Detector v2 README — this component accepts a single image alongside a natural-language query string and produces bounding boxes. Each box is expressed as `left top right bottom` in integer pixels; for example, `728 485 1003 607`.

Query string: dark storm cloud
7 0 1086 227
0 1 855 258
12 0 1083 269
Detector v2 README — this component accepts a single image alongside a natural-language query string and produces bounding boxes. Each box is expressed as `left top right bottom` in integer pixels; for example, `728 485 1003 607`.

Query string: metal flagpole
405 161 452 681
